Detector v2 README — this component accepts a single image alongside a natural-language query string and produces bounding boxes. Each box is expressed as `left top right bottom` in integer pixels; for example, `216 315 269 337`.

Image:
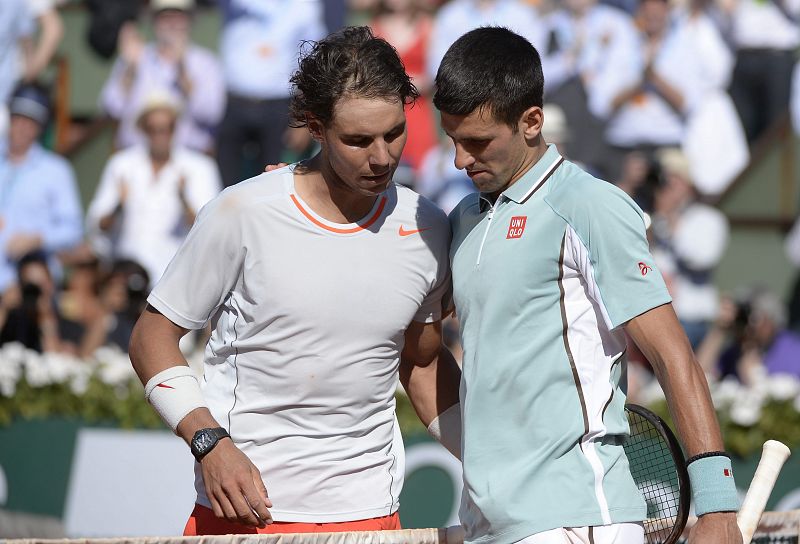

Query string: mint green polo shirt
449 145 672 544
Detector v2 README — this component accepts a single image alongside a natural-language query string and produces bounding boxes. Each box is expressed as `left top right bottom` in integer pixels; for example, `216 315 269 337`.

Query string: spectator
0 0 35 135
604 0 733 159
614 150 658 213
372 0 438 170
85 0 141 60
86 92 222 287
0 83 83 292
543 0 639 177
723 0 799 143
58 255 107 357
94 259 150 352
99 0 225 153
541 103 571 158
216 0 326 187
650 148 728 348
0 251 81 354
697 288 800 384
427 0 548 84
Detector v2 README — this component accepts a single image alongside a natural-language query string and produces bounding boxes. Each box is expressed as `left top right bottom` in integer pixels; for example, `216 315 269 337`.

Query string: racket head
624 403 690 544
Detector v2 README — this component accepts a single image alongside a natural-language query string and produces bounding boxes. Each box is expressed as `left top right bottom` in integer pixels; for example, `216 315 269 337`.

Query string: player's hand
199 438 273 528
264 163 288 172
687 512 742 544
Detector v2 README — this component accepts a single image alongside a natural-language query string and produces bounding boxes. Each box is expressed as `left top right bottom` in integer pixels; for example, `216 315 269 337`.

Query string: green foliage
0 357 424 433
0 374 164 429
396 391 426 436
647 398 800 458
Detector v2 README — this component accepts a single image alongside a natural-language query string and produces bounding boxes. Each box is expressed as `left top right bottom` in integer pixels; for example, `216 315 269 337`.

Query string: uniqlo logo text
506 216 527 239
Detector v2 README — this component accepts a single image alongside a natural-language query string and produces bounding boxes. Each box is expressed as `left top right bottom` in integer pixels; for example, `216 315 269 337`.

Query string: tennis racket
624 403 690 544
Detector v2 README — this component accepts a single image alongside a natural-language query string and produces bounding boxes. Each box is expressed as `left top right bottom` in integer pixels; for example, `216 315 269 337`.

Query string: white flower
766 374 800 401
98 360 135 387
24 352 51 387
69 367 92 396
0 358 22 385
0 342 29 366
0 377 16 397
729 389 764 426
40 352 81 386
711 377 743 408
730 401 761 426
93 345 131 367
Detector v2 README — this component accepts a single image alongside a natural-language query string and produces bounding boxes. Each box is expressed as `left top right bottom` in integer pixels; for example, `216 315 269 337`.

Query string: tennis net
5 511 800 544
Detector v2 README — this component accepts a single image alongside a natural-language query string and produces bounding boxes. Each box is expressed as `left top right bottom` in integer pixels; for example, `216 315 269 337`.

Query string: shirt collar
2 142 44 167
501 144 564 204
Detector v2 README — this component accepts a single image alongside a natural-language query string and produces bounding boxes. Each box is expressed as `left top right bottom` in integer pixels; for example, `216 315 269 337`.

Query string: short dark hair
289 26 419 127
433 27 544 129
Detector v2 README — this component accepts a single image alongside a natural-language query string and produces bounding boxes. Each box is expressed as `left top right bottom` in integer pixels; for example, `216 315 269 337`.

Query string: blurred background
0 0 799 538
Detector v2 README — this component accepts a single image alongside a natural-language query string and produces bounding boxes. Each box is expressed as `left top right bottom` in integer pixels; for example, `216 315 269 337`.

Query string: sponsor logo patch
399 226 429 237
506 216 527 239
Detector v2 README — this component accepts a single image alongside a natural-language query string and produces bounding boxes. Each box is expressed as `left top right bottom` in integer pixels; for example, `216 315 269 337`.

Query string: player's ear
306 114 325 143
520 106 543 142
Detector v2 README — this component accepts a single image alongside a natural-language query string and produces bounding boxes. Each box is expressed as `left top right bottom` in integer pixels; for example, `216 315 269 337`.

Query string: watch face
195 431 214 453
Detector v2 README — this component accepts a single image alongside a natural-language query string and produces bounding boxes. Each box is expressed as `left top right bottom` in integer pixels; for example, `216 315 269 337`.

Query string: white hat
135 90 182 128
542 104 570 144
150 0 194 12
657 147 692 182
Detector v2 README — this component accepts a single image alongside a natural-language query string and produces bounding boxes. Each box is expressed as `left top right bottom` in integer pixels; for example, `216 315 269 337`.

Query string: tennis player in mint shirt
431 27 742 544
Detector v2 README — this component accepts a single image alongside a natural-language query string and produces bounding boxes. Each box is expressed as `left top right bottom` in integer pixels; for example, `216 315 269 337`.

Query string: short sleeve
414 266 451 323
147 192 245 330
562 185 672 330
413 207 452 323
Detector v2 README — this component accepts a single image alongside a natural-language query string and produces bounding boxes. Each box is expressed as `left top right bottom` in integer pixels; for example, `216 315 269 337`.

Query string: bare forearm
26 10 64 79
130 307 221 441
611 83 644 112
649 71 685 113
400 346 461 427
627 305 724 457
654 351 724 456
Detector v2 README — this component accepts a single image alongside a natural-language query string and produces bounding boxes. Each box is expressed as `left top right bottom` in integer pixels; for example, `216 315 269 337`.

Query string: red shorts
184 504 401 535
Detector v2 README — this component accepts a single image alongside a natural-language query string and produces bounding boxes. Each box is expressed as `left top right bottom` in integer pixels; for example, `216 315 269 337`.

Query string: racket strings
625 410 683 544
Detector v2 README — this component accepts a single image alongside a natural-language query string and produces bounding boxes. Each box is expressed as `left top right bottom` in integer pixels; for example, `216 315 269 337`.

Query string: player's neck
294 155 380 224
501 139 550 195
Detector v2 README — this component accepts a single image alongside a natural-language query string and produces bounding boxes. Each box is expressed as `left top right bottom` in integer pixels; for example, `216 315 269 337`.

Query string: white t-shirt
147 166 451 522
86 146 222 286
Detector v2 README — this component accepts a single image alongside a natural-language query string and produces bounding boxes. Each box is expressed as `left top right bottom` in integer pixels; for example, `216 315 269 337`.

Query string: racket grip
737 440 791 543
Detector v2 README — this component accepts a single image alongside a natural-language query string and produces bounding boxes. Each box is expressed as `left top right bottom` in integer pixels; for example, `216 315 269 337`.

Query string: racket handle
737 440 791 543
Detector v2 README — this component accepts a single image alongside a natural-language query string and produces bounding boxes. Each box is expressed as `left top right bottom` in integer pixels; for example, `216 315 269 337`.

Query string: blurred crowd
0 0 798 390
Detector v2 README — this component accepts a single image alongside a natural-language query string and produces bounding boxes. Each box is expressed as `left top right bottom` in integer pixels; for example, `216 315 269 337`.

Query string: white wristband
427 403 462 460
144 366 207 432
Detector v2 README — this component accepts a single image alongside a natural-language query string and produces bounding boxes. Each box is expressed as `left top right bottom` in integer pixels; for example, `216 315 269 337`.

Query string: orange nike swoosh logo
399 226 430 237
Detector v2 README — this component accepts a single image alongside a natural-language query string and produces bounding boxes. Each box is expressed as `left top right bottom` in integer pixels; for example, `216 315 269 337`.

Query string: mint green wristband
687 454 739 516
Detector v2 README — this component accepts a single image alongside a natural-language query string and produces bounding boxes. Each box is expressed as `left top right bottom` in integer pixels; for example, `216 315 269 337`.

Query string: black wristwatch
190 427 230 461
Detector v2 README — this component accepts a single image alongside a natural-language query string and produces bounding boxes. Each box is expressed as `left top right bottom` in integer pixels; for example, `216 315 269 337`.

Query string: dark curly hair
289 26 419 128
